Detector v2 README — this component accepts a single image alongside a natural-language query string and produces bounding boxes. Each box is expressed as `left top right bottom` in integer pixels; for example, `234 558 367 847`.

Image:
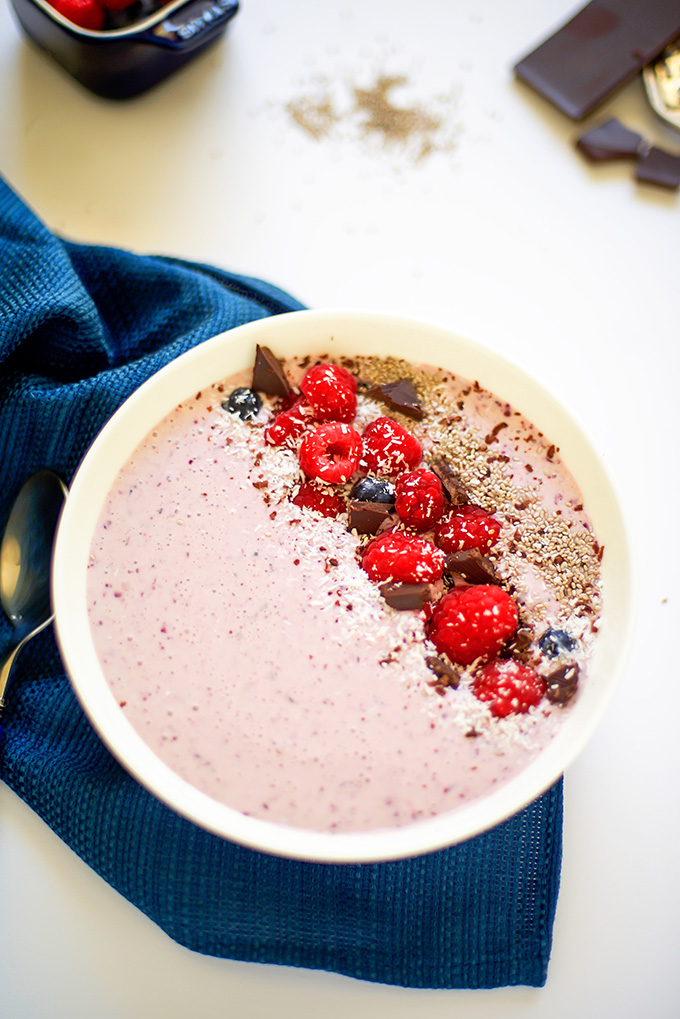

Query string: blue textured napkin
0 177 562 989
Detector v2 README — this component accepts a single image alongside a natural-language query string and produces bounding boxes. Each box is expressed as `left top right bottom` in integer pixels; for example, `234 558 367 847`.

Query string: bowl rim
52 308 635 862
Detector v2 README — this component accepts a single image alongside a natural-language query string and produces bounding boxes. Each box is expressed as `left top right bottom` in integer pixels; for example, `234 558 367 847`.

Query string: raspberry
428 585 518 665
361 417 422 476
298 422 363 483
394 468 446 532
292 483 345 518
264 396 311 446
300 363 357 423
472 660 547 718
361 530 446 585
51 0 105 28
434 504 502 554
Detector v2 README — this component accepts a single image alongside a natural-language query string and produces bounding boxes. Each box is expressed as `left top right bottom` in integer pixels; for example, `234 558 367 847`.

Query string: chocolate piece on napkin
514 0 680 120
0 175 563 991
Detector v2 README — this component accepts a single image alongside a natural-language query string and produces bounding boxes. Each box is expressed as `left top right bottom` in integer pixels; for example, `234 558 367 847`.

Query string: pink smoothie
87 354 601 832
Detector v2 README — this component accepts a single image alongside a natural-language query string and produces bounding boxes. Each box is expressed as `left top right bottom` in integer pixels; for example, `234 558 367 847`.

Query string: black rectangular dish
10 0 239 99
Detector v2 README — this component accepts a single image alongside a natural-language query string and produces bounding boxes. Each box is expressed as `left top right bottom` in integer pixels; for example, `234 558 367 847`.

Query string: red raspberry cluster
361 531 446 585
472 661 547 718
434 503 502 553
49 0 136 30
265 361 426 496
428 585 518 667
254 354 553 719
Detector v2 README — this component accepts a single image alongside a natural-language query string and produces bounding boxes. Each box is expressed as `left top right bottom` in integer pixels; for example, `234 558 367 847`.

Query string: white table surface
0 1 678 1016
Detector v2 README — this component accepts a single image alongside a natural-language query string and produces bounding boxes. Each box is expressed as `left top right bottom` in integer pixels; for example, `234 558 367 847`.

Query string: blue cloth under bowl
0 176 562 989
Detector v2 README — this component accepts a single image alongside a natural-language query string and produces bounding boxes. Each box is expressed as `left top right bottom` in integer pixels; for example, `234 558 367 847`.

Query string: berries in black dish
223 388 262 421
538 628 577 658
350 476 396 506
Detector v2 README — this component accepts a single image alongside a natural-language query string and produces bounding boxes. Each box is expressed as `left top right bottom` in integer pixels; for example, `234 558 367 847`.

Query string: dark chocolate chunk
501 626 535 661
368 377 424 420
252 344 293 398
444 550 500 586
380 583 431 611
429 456 469 506
576 117 645 160
545 662 580 705
348 500 394 535
635 145 680 189
514 1 680 120
425 655 461 688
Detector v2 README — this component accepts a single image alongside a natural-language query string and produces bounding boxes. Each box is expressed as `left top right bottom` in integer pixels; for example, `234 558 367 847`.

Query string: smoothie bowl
52 310 633 862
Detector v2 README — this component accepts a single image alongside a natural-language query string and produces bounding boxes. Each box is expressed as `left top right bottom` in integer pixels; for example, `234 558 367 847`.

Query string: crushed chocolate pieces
348 500 394 535
429 456 469 505
545 663 580 705
485 421 509 444
575 117 680 190
252 344 293 398
368 377 424 420
380 583 431 611
501 626 535 662
444 549 501 586
425 655 461 688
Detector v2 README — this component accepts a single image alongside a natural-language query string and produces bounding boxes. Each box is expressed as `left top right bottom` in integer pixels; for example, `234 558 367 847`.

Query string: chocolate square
379 583 431 611
576 117 645 160
635 145 680 189
368 378 424 420
348 500 394 535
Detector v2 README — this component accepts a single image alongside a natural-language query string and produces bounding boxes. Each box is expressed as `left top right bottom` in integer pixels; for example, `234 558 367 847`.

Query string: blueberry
538 628 577 659
350 476 396 506
222 387 262 421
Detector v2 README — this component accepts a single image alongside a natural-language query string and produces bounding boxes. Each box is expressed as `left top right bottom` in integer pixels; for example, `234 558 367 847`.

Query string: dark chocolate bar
514 1 680 120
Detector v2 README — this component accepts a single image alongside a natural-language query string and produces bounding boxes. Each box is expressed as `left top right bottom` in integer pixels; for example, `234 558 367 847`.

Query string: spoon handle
0 640 23 715
0 616 53 718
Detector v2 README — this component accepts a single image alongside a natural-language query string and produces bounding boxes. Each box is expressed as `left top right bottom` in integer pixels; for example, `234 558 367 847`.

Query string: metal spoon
0 470 68 716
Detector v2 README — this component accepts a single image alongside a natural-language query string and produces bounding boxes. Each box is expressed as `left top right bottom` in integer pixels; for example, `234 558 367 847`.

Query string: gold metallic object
643 39 680 131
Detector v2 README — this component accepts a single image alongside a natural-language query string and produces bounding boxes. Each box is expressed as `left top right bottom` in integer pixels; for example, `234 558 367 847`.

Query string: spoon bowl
0 470 67 712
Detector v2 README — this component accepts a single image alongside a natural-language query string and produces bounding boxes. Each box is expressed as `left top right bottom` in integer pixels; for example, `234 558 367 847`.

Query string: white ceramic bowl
52 310 634 862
